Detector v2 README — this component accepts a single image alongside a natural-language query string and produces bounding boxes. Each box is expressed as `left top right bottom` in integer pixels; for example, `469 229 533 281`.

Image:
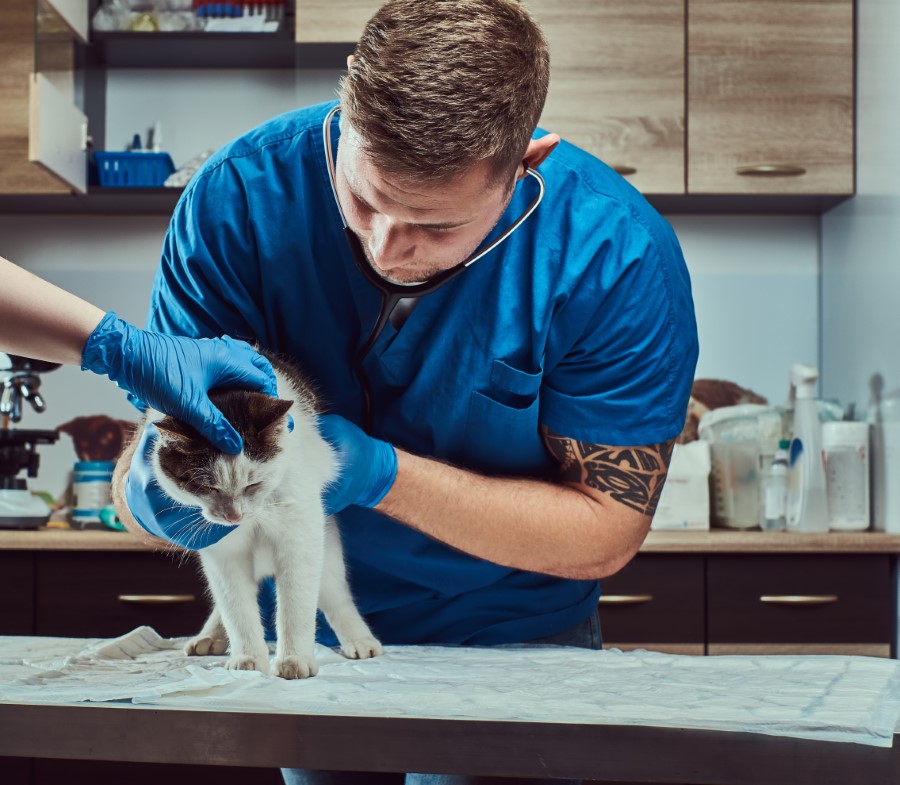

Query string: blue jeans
281 610 602 785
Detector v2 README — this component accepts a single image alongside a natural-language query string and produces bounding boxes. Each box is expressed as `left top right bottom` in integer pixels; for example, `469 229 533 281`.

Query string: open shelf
88 30 353 69
0 190 851 217
0 188 181 216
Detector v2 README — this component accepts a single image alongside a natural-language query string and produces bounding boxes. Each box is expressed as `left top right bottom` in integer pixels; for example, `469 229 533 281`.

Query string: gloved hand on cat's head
81 311 278 454
317 414 398 515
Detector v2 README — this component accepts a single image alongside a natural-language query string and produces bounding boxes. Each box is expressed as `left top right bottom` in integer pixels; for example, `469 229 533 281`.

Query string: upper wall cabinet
529 0 685 195
294 0 687 195
687 0 855 196
0 0 88 195
295 1 376 43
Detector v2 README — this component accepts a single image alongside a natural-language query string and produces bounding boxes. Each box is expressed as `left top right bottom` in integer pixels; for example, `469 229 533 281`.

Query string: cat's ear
249 395 294 435
154 416 197 443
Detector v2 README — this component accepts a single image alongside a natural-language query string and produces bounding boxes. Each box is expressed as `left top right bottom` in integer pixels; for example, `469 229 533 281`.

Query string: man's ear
346 54 355 70
518 133 560 179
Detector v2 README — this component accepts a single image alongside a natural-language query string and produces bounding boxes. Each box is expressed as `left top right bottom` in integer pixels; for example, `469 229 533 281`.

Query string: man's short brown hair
339 0 550 185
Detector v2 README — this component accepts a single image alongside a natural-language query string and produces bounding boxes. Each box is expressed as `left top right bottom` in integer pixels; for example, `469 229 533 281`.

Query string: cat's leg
319 518 383 660
270 502 326 679
199 549 270 673
183 604 229 656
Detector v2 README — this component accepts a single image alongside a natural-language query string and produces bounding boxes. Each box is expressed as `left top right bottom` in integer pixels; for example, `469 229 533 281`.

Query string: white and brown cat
111 353 382 679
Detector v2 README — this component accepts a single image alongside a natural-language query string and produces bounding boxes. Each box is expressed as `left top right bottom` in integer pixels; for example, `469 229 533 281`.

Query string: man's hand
317 414 398 515
81 311 277 454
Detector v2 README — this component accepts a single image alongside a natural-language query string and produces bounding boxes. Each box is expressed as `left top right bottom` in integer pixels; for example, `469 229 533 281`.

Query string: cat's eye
245 482 263 494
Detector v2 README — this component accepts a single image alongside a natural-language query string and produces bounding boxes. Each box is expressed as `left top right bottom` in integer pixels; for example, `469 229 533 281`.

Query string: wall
1 69 821 498
821 0 900 412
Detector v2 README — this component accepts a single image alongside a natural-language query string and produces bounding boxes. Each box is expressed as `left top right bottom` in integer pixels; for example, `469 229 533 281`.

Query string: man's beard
354 189 515 285
356 238 473 285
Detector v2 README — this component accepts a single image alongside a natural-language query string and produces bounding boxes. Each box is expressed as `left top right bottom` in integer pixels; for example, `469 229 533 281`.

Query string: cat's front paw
274 653 319 680
225 653 270 674
341 636 383 660
184 634 228 656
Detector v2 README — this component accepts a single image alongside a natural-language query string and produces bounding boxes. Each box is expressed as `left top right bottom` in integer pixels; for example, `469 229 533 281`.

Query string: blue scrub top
143 100 698 646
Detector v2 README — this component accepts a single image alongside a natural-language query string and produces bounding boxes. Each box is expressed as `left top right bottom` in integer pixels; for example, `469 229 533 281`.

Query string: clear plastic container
822 421 870 531
698 404 784 529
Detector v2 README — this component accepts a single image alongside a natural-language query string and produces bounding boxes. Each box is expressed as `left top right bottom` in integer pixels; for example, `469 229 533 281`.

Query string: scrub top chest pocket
464 358 551 475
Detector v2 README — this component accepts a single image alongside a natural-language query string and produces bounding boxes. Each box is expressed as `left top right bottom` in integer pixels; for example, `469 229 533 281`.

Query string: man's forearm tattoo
542 429 675 517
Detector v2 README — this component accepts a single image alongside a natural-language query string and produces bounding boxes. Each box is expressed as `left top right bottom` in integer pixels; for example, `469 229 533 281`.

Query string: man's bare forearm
375 450 650 580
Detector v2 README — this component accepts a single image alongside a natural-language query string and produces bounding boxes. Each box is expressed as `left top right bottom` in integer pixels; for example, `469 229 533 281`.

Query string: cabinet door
0 552 34 635
688 0 854 195
599 554 705 655
296 0 379 43
707 554 893 656
0 0 72 195
35 551 210 639
530 0 685 195
29 0 89 193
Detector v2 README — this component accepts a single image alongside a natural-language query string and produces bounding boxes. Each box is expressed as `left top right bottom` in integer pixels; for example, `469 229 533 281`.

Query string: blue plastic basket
93 151 176 187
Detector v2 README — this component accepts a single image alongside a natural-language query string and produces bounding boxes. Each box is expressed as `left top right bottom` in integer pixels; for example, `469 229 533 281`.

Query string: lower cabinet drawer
35 551 210 639
0 551 34 635
599 554 705 654
707 554 893 655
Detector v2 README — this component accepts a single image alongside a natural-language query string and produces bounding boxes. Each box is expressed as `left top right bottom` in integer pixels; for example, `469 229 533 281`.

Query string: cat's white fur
150 366 382 679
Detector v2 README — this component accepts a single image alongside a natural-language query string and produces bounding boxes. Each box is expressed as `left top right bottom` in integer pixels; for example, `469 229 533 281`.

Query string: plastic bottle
786 364 830 533
760 440 789 531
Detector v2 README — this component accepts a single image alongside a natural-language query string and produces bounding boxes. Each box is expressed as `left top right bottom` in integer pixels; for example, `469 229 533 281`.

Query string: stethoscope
322 105 545 431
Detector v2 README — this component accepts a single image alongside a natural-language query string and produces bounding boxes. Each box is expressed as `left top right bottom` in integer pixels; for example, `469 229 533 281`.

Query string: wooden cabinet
0 551 34 634
598 555 705 655
0 0 89 195
0 0 856 212
294 0 687 194
687 0 855 195
34 551 210 638
531 0 685 195
0 0 72 195
294 0 853 201
706 554 892 656
1 547 284 785
601 551 895 657
295 0 377 43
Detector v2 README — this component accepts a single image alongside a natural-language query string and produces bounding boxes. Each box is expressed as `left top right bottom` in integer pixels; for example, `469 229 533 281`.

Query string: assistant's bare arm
0 255 105 364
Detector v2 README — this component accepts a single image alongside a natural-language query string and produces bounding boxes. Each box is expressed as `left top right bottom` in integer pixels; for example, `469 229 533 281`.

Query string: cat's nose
223 508 243 524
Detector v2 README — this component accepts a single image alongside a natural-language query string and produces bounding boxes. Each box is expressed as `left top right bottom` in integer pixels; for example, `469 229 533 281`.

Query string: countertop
3 527 900 553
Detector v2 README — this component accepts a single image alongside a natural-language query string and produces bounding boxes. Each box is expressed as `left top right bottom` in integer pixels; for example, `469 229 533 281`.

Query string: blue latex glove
125 423 233 550
318 413 398 515
81 311 277 454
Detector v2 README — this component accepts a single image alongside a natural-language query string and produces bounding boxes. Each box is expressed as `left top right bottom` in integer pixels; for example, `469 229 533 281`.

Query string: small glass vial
760 445 789 532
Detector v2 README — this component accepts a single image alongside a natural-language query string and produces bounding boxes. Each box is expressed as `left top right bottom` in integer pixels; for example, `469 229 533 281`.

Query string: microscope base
0 489 51 529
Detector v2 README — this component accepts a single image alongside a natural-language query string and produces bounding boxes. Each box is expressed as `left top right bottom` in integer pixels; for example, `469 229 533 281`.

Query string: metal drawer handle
118 594 196 606
612 165 637 176
736 164 807 177
759 594 839 606
599 594 654 605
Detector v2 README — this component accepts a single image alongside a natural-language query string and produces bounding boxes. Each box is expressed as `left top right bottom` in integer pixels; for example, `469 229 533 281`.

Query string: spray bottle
786 364 829 533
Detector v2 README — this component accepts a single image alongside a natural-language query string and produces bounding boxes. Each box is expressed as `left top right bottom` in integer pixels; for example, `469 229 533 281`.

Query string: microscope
0 353 60 528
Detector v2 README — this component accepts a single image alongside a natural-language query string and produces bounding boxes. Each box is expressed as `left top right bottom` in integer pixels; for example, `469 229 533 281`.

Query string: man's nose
368 218 415 270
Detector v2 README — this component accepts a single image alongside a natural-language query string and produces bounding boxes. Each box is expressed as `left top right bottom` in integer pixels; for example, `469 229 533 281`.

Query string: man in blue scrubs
122 1 698 782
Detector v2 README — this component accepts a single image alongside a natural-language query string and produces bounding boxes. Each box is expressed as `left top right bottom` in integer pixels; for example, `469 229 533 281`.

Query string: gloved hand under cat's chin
317 414 398 515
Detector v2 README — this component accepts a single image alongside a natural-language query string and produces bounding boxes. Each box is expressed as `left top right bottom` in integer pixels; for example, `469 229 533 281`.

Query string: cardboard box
651 441 711 531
